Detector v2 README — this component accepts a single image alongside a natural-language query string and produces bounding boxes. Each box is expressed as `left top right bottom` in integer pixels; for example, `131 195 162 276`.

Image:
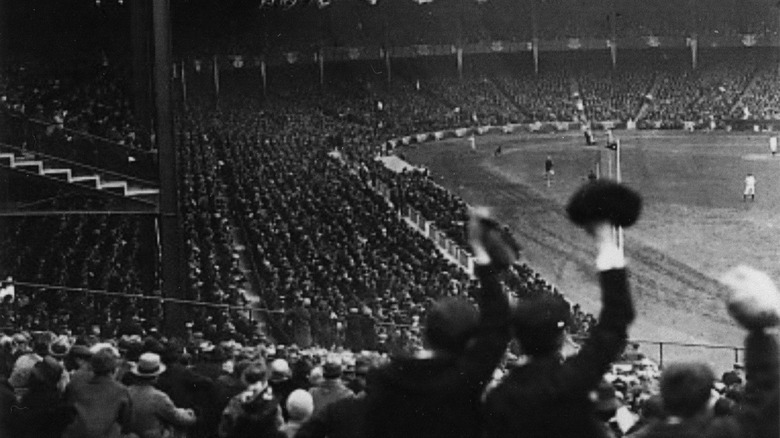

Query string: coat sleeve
458 264 510 390
157 392 197 428
558 268 635 394
217 397 239 438
119 388 134 434
738 330 779 438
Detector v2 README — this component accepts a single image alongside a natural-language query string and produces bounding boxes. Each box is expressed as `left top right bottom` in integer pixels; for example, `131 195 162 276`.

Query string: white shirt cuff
596 243 626 271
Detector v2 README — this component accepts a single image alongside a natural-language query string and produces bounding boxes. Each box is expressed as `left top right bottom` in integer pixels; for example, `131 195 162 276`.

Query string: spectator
363 209 515 438
66 344 93 383
156 340 222 438
8 357 73 438
625 395 665 436
279 389 313 438
62 347 132 438
269 358 298 419
295 386 368 438
309 356 354 417
218 359 283 438
126 352 197 438
483 217 636 437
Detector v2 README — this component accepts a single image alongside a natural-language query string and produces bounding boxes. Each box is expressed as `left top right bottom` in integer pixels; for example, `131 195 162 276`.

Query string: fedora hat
131 352 167 378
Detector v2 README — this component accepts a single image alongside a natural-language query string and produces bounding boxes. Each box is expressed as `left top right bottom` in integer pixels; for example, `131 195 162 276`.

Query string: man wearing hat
66 344 93 385
269 358 298 419
157 339 220 438
309 356 354 417
62 347 132 438
126 352 197 438
364 208 518 438
47 334 71 393
483 180 641 438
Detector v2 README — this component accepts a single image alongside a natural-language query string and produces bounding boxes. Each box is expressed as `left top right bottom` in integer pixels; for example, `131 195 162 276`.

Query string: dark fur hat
566 180 642 229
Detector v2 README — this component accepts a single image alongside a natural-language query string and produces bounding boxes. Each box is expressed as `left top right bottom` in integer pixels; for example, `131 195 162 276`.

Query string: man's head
660 362 715 418
511 296 571 357
241 359 269 385
423 297 479 355
90 347 119 376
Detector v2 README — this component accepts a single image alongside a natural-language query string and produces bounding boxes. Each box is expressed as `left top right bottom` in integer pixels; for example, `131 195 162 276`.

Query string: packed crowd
0 197 158 336
0 60 149 150
7 48 780 347
0 203 775 438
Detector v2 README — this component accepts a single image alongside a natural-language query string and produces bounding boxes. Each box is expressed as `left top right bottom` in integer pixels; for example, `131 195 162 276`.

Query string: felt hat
323 356 343 379
511 296 571 356
566 180 642 229
90 348 119 375
48 335 71 359
286 389 314 422
131 352 167 378
70 344 93 359
424 297 479 354
269 358 291 382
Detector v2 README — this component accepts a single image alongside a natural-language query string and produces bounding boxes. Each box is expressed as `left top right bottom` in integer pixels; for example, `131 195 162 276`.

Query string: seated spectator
126 352 197 438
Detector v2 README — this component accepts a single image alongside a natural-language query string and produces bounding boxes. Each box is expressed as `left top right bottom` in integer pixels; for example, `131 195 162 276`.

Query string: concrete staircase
0 146 159 205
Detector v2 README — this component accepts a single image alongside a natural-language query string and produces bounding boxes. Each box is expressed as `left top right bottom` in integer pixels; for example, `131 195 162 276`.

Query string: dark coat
157 363 220 438
295 394 367 438
9 384 74 438
483 268 635 438
62 374 132 438
363 264 510 438
0 379 15 438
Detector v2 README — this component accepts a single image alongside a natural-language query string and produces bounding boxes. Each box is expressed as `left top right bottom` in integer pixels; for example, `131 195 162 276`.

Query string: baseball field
399 130 780 374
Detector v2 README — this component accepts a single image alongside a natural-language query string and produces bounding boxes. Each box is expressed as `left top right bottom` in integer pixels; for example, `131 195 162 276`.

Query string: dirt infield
399 130 780 374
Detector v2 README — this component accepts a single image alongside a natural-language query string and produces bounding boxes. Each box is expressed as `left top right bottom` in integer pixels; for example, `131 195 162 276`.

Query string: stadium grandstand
0 0 778 437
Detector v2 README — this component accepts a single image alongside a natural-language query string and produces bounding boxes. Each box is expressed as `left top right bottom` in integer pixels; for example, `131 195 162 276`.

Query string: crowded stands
1 0 780 435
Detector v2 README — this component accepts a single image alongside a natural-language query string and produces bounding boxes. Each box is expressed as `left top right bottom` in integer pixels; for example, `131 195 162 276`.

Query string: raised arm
719 265 780 438
559 222 635 393
559 180 641 393
458 208 517 386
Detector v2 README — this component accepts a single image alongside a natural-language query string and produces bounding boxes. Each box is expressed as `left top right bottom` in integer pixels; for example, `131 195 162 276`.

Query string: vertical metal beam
131 0 153 137
153 0 184 335
0 0 6 73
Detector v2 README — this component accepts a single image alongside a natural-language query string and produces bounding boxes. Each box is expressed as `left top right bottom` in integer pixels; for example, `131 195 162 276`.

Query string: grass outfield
399 130 780 374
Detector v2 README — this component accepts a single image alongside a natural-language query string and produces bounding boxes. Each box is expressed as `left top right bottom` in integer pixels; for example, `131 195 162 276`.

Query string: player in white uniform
744 173 756 201
770 137 777 157
469 134 476 153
